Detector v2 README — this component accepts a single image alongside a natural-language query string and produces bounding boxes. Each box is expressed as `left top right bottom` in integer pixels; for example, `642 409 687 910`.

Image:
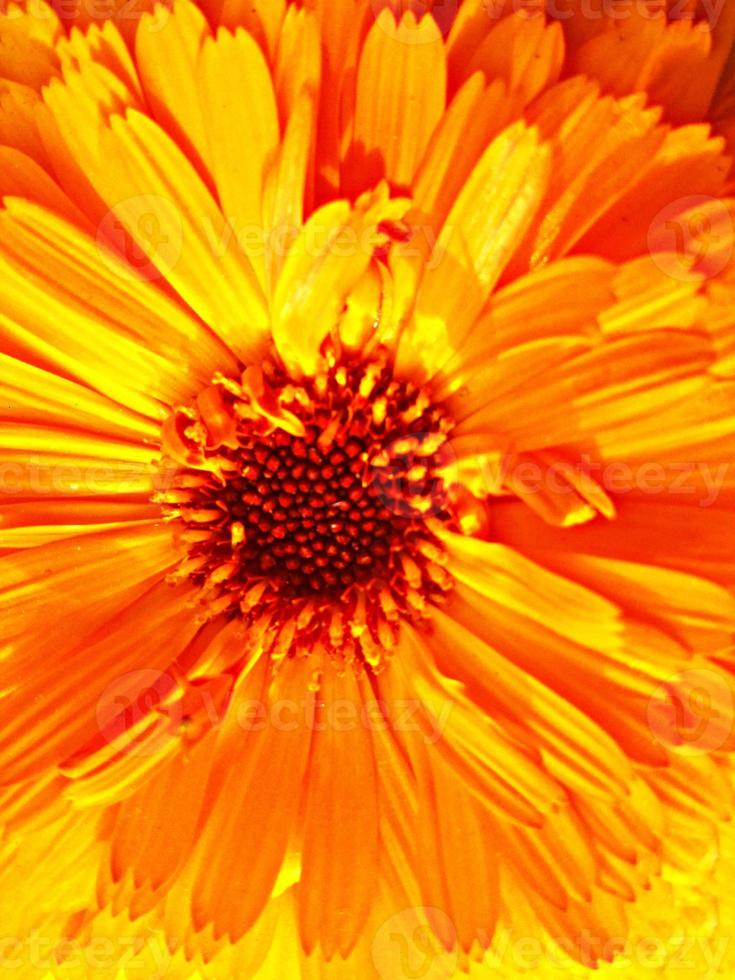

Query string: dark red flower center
203 426 440 596
159 347 456 665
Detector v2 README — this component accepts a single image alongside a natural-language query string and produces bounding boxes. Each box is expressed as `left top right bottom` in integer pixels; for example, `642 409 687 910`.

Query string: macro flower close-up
2 0 735 976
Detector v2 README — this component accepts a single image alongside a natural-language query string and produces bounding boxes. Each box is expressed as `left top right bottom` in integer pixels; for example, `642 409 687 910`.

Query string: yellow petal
350 9 447 192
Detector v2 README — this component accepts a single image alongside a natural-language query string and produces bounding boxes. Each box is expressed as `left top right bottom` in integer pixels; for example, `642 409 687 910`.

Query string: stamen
158 346 457 670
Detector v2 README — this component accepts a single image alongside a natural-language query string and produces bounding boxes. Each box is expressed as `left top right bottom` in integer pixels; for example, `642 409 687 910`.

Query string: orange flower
2 1 735 977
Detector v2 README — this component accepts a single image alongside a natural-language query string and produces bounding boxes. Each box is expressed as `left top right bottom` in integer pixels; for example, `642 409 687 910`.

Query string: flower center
158 347 456 667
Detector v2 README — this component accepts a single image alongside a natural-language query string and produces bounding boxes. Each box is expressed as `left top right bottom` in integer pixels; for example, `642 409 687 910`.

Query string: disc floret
158 347 455 668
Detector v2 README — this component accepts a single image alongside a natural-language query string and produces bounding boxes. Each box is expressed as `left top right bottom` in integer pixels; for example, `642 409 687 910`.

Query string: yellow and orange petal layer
2 0 735 978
